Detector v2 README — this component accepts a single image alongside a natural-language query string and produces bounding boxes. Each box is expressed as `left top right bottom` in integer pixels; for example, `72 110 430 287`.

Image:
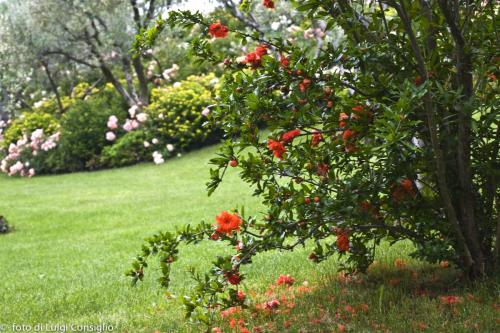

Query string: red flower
255 44 268 57
262 0 275 8
335 228 350 252
242 45 268 68
339 112 349 128
267 138 286 160
264 299 280 309
280 54 289 67
317 163 329 176
299 78 312 92
392 178 416 202
311 131 323 147
281 129 301 143
342 129 356 141
276 274 295 286
439 295 463 305
225 271 242 285
237 290 246 301
208 22 229 38
244 52 261 67
352 104 366 115
215 211 242 235
337 233 350 252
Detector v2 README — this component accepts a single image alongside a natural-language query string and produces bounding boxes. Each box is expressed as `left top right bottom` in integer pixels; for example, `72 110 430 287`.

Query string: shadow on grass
217 261 500 333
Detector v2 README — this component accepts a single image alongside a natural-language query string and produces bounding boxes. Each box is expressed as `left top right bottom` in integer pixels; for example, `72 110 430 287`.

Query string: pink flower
136 113 148 123
107 115 118 129
106 131 116 141
123 119 139 132
202 107 210 116
28 168 35 177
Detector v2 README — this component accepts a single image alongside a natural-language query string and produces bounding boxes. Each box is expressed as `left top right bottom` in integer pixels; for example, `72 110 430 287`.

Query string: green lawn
0 145 498 333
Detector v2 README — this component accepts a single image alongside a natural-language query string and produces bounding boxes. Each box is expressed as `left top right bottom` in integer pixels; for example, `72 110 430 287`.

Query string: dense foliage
129 0 499 328
146 73 219 151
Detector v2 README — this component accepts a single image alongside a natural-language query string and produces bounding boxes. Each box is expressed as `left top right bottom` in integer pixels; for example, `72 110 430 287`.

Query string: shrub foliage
128 0 498 326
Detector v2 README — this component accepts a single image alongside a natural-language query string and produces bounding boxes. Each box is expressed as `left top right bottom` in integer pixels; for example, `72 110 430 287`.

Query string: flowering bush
99 130 152 168
100 73 218 167
1 111 59 149
0 128 60 177
128 0 497 327
43 84 127 173
145 73 219 151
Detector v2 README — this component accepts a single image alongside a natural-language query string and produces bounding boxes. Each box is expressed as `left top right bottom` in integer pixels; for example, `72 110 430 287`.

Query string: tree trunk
41 60 65 113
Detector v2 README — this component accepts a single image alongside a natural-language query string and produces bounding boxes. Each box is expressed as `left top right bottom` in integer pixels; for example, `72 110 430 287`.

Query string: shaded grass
0 145 498 332
221 255 499 333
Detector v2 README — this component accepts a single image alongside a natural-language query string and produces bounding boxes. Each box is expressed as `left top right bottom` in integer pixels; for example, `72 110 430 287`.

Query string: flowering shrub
1 111 59 149
145 73 219 152
0 128 60 177
128 0 498 328
99 130 152 168
43 84 126 173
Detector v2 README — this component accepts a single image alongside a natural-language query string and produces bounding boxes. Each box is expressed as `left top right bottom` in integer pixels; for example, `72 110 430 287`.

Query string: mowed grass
0 144 498 333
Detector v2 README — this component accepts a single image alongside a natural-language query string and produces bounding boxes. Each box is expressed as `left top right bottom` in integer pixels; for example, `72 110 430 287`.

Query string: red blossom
276 274 295 286
255 44 268 57
262 0 275 8
352 104 366 115
242 45 268 68
342 129 356 141
440 295 463 305
224 271 242 285
215 211 242 235
299 78 312 92
339 112 349 128
220 306 241 318
311 131 324 147
264 299 280 309
237 290 246 301
208 22 229 38
392 178 416 202
281 129 301 143
244 52 261 67
280 54 290 67
335 228 350 252
267 138 286 160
